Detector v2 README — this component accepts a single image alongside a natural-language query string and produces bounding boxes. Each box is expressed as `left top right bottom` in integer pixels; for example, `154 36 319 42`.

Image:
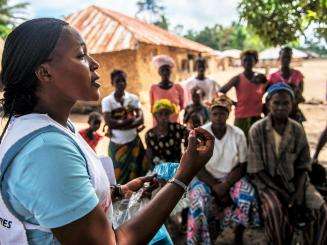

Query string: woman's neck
196 73 205 80
156 122 168 135
281 66 291 78
271 116 288 135
211 124 227 140
159 80 172 89
33 101 73 127
243 69 254 80
114 90 124 100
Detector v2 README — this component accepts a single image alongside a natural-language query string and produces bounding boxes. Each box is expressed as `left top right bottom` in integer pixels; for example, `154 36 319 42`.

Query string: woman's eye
77 53 87 59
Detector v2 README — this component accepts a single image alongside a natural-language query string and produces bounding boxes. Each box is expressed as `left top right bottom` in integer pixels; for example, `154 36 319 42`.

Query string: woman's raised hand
176 128 214 184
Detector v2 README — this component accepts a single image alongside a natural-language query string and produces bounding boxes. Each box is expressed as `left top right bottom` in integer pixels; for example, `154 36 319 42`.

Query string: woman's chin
83 90 100 102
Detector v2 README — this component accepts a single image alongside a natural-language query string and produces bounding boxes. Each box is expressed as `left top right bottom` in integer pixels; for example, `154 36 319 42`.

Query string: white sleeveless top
0 114 111 244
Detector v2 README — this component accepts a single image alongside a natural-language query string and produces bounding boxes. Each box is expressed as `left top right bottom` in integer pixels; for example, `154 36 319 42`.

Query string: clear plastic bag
112 189 148 229
112 188 173 244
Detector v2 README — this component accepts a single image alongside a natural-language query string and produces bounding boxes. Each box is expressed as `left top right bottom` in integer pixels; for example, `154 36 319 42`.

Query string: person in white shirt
187 95 260 245
102 70 148 184
182 57 220 105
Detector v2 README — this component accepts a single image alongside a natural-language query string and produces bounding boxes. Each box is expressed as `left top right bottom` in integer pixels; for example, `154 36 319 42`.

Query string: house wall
74 44 217 110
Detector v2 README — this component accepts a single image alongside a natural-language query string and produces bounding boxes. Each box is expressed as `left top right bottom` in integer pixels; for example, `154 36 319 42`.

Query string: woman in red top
79 112 103 151
268 47 306 123
150 55 184 126
220 50 267 137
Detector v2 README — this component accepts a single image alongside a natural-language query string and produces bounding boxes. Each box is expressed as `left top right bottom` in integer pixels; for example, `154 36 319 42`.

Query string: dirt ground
72 59 327 163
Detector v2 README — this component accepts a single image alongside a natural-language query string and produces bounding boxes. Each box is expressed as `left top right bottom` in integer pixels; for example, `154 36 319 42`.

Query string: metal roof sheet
66 5 214 54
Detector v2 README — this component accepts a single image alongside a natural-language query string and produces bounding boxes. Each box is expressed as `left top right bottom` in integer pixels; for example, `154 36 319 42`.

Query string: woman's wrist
174 171 193 186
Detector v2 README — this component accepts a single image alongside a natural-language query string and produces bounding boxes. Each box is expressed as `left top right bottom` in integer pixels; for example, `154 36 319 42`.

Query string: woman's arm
130 108 144 128
313 126 327 161
219 75 239 93
52 128 214 244
103 112 134 130
197 167 217 188
223 162 246 188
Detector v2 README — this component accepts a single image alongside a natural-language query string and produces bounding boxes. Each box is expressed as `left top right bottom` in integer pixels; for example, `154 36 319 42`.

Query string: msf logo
0 217 12 229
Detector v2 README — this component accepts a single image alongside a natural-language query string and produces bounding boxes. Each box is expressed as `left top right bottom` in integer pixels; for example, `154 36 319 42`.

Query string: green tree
153 14 169 30
184 23 253 51
135 0 165 23
0 0 28 38
238 0 327 46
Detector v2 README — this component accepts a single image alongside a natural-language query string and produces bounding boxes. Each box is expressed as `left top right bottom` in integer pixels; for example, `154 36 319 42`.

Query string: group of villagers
2 19 327 245
78 47 327 244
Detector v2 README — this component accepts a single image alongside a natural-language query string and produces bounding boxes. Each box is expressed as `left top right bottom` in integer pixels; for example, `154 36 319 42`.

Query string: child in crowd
183 86 209 128
79 112 103 151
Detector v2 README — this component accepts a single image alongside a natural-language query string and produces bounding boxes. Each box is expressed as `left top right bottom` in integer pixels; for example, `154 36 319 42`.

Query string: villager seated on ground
247 82 327 245
183 86 209 127
187 95 261 245
78 111 103 151
150 55 184 126
101 69 148 184
145 99 189 167
220 50 267 138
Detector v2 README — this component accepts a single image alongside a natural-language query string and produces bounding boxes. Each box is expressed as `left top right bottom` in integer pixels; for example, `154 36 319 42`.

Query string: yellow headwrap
152 99 178 114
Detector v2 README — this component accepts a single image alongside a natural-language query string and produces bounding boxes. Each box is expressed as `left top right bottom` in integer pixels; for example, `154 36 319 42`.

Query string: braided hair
0 18 68 141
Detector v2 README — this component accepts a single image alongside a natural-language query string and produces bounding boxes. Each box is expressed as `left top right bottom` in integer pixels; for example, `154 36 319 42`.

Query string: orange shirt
150 83 184 125
79 129 102 151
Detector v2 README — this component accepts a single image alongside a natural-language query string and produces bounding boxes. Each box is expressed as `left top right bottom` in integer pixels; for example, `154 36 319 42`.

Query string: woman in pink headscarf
150 55 184 126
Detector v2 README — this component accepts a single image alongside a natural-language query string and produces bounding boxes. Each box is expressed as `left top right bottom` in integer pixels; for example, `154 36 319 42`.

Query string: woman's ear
35 64 52 83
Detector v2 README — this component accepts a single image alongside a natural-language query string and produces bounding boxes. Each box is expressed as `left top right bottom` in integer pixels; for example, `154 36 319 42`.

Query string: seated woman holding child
187 95 260 245
247 83 327 245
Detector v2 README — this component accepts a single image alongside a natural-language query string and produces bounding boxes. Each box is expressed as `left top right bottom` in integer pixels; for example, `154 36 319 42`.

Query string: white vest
0 114 111 244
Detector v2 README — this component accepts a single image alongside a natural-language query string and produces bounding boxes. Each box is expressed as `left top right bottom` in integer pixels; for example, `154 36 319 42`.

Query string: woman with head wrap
187 95 261 245
247 83 327 245
0 18 215 245
150 55 185 126
268 47 306 123
145 99 189 166
220 50 267 138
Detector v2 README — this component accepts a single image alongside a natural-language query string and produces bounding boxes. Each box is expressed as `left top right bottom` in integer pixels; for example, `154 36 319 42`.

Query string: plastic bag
153 162 179 181
112 189 146 229
112 189 173 244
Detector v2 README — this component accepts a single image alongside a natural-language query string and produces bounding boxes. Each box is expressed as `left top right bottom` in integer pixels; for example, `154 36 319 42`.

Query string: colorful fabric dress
187 123 261 245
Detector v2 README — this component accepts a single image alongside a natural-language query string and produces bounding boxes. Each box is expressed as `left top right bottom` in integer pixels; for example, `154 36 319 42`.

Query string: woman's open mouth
91 75 101 88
